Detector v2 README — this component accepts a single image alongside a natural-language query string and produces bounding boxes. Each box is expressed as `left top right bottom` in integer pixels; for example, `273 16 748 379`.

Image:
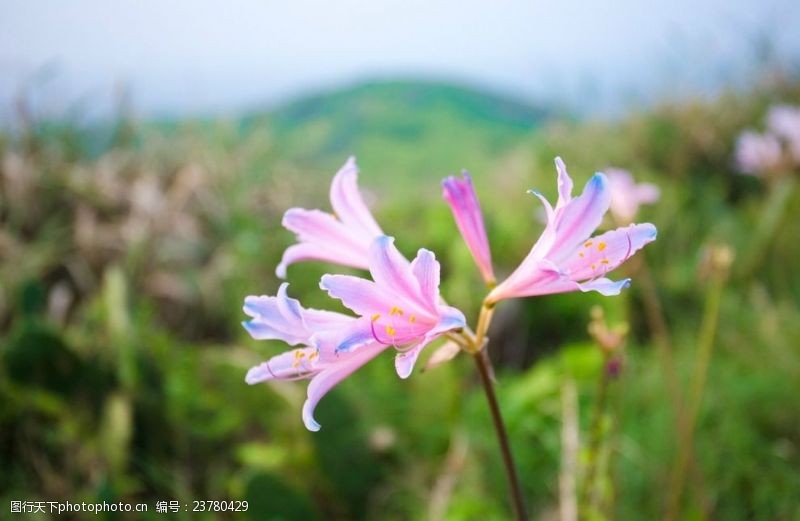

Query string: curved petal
319 274 397 316
242 286 309 345
302 308 356 332
275 282 304 324
245 347 320 384
578 277 631 296
394 306 464 379
442 173 495 283
528 189 555 225
429 305 467 336
241 320 294 342
329 157 383 235
410 248 440 309
243 284 353 344
369 235 424 304
301 342 386 431
368 236 431 313
276 242 368 279
547 173 610 263
554 156 574 210
395 342 426 379
328 316 378 354
563 223 657 281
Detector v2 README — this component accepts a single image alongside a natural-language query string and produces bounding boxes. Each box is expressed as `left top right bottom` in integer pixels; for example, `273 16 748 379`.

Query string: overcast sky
1 0 799 121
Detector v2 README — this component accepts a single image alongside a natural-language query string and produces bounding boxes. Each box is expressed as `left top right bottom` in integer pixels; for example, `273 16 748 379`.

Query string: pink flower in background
767 104 800 163
243 283 388 431
321 236 466 379
734 130 782 176
605 168 660 224
442 172 495 284
487 157 656 304
277 156 384 278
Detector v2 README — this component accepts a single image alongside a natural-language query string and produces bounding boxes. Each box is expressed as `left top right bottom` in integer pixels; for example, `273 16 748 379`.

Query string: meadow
1 76 800 520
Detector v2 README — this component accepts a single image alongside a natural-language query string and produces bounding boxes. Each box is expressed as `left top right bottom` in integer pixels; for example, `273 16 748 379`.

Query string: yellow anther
371 313 381 322
294 350 303 359
390 306 404 316
584 240 593 248
598 242 607 251
591 264 597 270
309 351 319 360
408 315 416 323
578 252 585 258
385 325 396 336
292 360 301 368
601 259 610 265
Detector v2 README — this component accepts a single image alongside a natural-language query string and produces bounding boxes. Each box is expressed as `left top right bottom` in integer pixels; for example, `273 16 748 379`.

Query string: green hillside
246 81 549 190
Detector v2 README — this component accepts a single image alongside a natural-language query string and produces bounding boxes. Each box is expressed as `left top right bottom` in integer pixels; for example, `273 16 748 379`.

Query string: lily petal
277 209 370 277
320 274 398 317
368 236 431 312
548 173 611 263
563 223 657 281
245 347 320 384
410 248 440 309
330 156 383 235
394 306 465 379
302 342 386 431
554 156 574 209
442 173 495 283
395 341 427 379
578 277 632 296
243 283 352 345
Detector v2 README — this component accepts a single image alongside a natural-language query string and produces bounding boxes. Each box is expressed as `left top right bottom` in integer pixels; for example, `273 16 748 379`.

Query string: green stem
738 176 796 279
635 258 711 512
473 348 528 521
581 351 611 518
666 263 728 520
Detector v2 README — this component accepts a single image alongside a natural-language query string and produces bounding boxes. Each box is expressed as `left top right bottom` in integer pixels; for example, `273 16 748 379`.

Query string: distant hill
244 81 549 190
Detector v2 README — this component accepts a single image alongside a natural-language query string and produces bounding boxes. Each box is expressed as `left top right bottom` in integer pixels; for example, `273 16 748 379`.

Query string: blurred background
2 1 800 519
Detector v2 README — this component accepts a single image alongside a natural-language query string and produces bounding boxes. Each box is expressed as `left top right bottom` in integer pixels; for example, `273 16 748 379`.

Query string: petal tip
302 401 322 432
590 172 609 189
245 364 266 385
275 262 288 279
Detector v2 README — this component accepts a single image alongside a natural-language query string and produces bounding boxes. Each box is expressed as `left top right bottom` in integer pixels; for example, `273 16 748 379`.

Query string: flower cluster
735 104 800 177
243 156 657 430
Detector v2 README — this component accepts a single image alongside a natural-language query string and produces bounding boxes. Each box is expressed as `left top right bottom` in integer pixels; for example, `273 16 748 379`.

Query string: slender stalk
581 351 611 517
666 251 730 520
634 257 681 410
738 176 796 279
474 301 496 350
428 430 470 521
559 379 579 521
473 347 528 520
629 255 712 515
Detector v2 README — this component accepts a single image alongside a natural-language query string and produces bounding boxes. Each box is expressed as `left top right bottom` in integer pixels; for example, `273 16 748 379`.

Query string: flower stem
473 347 528 520
666 250 730 520
581 350 611 515
738 176 796 279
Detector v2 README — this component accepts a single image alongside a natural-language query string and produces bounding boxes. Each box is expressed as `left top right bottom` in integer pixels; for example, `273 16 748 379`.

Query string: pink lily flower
320 235 467 379
442 172 496 284
734 130 782 176
243 283 387 431
766 104 800 163
604 168 660 224
486 157 657 304
276 156 384 278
